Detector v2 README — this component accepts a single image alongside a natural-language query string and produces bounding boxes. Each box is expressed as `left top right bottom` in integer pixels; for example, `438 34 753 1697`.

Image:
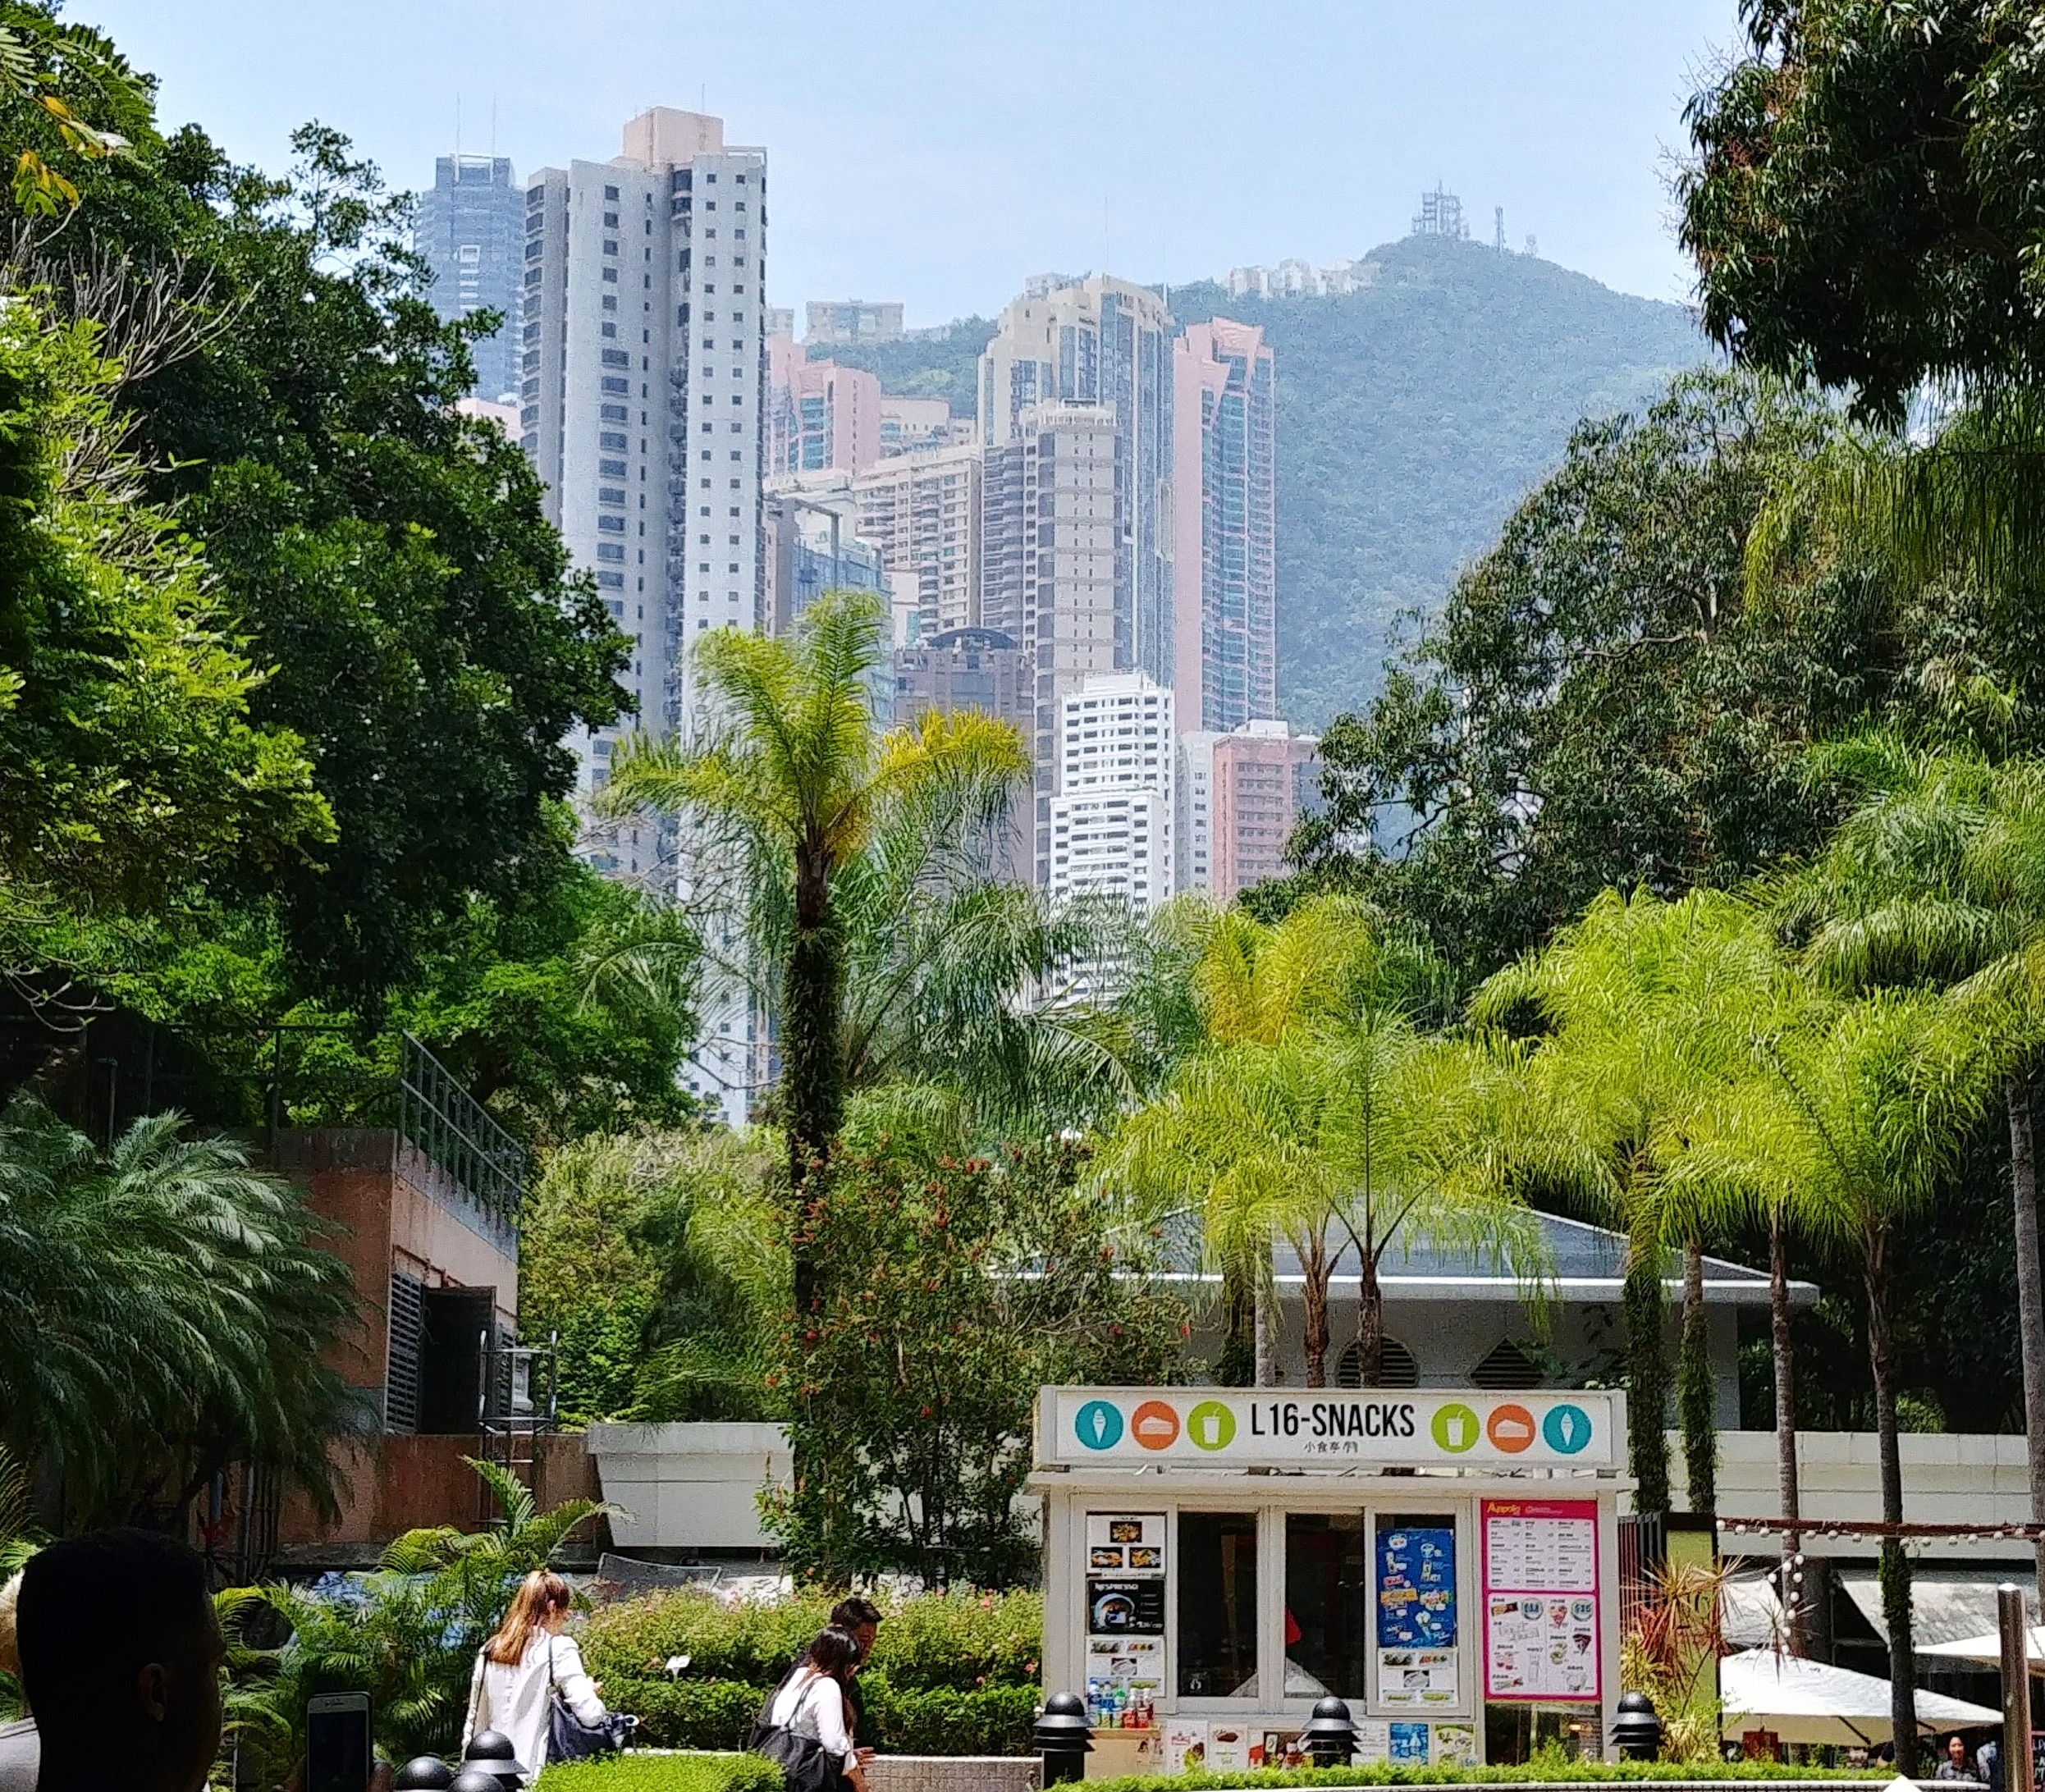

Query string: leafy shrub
858 1679 1037 1755
585 1586 1045 1755
581 1587 1042 1692
539 1757 776 1792
606 1680 763 1751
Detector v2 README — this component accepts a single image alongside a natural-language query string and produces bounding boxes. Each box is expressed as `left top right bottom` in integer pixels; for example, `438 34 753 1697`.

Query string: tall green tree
768 1123 1185 1588
0 288 327 935
1689 988 2001 1770
602 590 1029 1308
1777 734 2045 1602
1472 889 1784 1515
1680 0 2045 426
1279 371 1905 985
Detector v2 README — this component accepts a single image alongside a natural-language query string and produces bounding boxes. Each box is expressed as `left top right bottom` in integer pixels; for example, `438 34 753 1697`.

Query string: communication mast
1410 182 1468 240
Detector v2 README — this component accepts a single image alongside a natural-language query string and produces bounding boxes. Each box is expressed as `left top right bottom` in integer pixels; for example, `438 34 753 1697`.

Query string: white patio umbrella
1719 1648 2003 1745
1919 1628 2045 1676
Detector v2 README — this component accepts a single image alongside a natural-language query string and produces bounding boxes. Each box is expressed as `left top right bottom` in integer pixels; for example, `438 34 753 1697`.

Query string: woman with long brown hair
462 1571 610 1776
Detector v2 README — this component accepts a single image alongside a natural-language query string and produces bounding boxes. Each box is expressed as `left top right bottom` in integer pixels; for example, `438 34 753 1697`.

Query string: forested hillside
822 235 1707 727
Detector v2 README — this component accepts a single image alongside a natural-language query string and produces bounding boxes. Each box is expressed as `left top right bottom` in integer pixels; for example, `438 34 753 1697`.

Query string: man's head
829 1596 881 1665
18 1530 223 1792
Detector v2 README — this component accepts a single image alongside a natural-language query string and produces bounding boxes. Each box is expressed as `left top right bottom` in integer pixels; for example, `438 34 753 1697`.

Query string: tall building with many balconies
1173 318 1277 731
766 333 881 477
519 106 768 1123
978 402 1128 880
414 153 524 402
1048 671 1175 912
851 441 981 638
978 276 1174 687
1178 719 1319 903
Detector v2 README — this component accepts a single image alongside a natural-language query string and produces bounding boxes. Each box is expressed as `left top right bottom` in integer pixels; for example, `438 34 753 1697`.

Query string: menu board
1481 1499 1601 1703
1376 1523 1458 1707
1086 1513 1166 1694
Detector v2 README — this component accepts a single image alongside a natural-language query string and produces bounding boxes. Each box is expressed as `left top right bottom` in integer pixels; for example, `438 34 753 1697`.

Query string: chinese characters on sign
1482 1499 1600 1703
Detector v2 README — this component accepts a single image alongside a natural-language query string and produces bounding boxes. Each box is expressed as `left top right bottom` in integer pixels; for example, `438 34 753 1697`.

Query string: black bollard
460 1730 523 1792
446 1771 507 1792
1611 1691 1663 1762
1303 1695 1358 1769
392 1761 455 1792
1034 1691 1093 1786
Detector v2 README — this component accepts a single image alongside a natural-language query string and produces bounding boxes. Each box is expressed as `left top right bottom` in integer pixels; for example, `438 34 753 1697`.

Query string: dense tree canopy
1276 371 1941 982
1681 0 2045 421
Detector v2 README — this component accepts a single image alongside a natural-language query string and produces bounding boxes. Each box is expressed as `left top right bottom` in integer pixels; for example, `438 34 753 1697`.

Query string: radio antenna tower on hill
1411 183 1468 240
1494 205 1506 251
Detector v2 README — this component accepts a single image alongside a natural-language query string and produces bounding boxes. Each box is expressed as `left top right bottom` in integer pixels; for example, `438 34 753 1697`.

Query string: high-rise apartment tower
519 107 768 1123
1173 318 1276 731
415 154 524 402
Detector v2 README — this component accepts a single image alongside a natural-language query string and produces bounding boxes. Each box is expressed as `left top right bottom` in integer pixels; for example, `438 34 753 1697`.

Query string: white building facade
519 106 769 1125
1048 672 1174 912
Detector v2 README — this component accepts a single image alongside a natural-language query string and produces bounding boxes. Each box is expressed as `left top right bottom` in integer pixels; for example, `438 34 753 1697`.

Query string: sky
79 0 1745 327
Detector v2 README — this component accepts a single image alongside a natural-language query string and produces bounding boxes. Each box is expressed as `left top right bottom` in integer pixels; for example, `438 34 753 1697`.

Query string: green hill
821 237 1707 727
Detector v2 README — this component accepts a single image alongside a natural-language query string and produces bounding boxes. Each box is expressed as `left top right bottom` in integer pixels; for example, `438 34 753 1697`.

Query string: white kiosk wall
1031 1387 1628 1775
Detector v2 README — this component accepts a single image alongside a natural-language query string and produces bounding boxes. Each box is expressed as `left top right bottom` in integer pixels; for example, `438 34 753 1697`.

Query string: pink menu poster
1481 1498 1601 1703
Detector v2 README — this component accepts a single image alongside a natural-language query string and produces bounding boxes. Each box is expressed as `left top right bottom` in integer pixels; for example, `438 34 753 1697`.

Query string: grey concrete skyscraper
414 154 524 401
520 107 769 1123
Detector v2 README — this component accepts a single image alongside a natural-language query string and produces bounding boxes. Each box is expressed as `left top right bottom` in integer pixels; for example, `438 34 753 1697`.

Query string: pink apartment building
766 334 881 476
1191 720 1320 903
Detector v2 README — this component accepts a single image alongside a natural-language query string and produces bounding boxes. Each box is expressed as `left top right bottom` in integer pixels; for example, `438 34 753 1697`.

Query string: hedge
538 1757 779 1792
580 1586 1041 1693
580 1586 1044 1755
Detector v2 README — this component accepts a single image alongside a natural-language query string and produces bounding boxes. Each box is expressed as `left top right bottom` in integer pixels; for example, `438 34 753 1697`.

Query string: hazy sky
80 0 1744 325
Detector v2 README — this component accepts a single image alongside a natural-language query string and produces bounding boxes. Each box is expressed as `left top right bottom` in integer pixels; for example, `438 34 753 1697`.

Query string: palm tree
1783 732 2045 1596
1695 987 1999 1771
0 1095 362 1526
1100 894 1386 1383
1104 895 1534 1387
1471 888 1781 1515
602 590 1031 1310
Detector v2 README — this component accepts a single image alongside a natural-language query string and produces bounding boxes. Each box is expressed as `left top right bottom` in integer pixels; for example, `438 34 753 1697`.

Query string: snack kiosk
1031 1387 1629 1777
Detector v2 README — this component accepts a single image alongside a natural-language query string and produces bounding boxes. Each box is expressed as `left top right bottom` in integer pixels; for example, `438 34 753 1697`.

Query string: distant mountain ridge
815 235 1709 727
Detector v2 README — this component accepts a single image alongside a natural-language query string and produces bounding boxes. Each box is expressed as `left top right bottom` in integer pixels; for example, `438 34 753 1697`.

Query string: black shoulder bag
546 1638 635 1764
747 1670 850 1792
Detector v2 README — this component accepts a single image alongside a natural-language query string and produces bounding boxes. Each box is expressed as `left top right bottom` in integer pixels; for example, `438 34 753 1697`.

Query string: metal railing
397 1032 527 1241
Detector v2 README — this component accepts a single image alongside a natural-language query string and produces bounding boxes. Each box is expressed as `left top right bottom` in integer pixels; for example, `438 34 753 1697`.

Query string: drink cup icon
1198 1412 1219 1447
1446 1413 1467 1447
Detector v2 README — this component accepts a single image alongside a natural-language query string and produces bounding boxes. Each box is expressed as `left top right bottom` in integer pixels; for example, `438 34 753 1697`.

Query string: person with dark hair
825 1599 881 1753
16 1531 223 1792
762 1627 866 1792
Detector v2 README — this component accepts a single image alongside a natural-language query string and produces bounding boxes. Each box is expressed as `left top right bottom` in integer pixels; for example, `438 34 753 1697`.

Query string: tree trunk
782 834 845 1567
1358 1253 1384 1387
783 837 845 1321
1623 1227 1672 1516
1867 1244 1918 1776
1254 1252 1277 1388
2007 1072 2045 1608
1219 1255 1254 1387
1299 1227 1332 1388
1678 1237 1717 1516
1769 1211 1804 1653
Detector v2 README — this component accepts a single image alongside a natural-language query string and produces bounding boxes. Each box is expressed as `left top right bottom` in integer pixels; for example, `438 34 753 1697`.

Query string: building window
1177 1511 1257 1698
603 184 619 200
596 543 624 562
602 268 619 284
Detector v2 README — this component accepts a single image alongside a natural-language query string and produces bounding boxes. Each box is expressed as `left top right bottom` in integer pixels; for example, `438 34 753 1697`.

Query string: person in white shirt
766 1628 867 1792
461 1570 610 1776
